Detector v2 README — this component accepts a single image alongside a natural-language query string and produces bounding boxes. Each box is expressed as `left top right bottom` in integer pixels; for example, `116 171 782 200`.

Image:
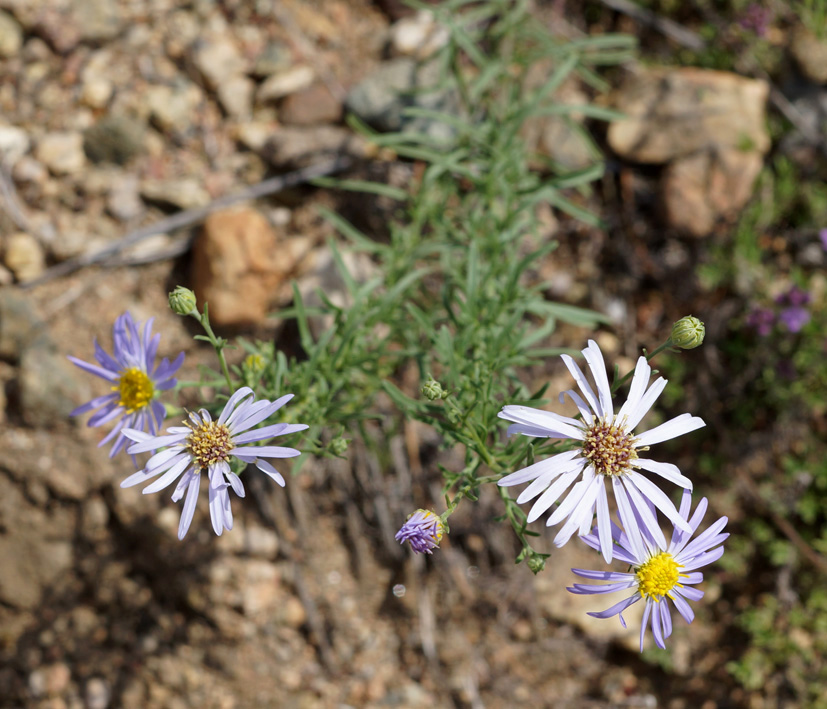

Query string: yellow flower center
186 420 233 470
582 419 637 477
115 367 154 412
635 551 685 601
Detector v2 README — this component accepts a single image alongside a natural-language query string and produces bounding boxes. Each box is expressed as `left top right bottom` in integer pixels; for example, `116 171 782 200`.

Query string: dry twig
20 156 353 289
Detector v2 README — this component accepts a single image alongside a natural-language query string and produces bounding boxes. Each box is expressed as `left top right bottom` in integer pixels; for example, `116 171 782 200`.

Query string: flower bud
526 552 547 574
329 437 349 457
168 286 198 316
395 509 445 554
421 376 446 401
671 316 705 350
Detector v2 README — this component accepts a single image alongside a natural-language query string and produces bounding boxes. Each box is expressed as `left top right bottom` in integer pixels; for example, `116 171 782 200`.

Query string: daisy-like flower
120 387 308 540
395 509 445 554
69 312 184 457
567 489 728 651
498 340 705 562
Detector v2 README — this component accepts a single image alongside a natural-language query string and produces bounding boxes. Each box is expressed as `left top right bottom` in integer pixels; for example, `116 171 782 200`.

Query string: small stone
80 78 113 109
44 663 71 696
389 10 449 59
0 10 23 58
0 288 48 361
252 41 292 77
72 0 124 43
85 677 110 709
35 132 86 175
233 121 273 152
146 82 203 133
791 27 827 85
257 65 315 102
261 125 368 167
345 57 460 140
20 346 87 428
83 116 145 165
12 156 47 185
4 232 46 282
0 123 30 165
190 35 246 91
243 526 279 558
107 175 145 222
279 84 342 125
217 75 255 118
140 179 210 210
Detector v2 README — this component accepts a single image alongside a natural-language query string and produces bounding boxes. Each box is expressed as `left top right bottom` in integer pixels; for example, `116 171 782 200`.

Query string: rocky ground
1 1 826 708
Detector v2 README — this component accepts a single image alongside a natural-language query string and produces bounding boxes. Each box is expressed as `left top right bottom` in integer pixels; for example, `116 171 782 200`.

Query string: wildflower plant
69 0 729 659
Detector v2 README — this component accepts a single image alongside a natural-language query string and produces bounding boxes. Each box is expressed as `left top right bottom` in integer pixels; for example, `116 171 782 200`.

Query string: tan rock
279 84 342 126
191 207 314 326
791 26 827 84
35 132 86 175
608 67 770 163
257 65 315 103
262 125 368 167
190 35 246 91
662 147 764 237
4 232 45 282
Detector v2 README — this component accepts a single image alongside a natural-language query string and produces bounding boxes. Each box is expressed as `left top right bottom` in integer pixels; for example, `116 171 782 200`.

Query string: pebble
20 346 88 427
35 132 86 175
190 35 246 91
252 40 292 78
791 27 827 85
80 78 114 109
345 57 460 140
72 0 125 43
388 10 449 59
83 115 145 165
107 174 145 222
278 84 342 125
140 178 210 210
0 9 23 57
217 75 255 118
0 123 30 164
85 677 111 709
257 65 315 102
0 288 48 361
12 156 48 185
4 232 46 282
146 82 203 133
261 125 367 167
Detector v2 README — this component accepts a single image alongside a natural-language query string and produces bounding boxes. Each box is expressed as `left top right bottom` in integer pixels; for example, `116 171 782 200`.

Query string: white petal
634 458 693 489
560 353 602 418
498 405 584 439
257 459 286 487
625 377 667 431
635 413 705 447
595 479 613 563
498 448 580 488
616 356 650 422
177 474 200 540
582 340 613 420
218 387 255 425
525 469 580 523
627 472 692 533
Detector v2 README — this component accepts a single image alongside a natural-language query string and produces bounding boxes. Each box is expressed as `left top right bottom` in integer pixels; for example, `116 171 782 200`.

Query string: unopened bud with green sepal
168 286 198 316
671 315 705 350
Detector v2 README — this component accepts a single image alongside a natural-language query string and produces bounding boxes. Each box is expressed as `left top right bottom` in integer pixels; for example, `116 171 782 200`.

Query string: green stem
192 309 234 392
611 338 673 394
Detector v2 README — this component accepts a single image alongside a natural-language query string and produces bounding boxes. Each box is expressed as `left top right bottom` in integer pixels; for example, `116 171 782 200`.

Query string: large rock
608 67 770 163
608 67 770 235
662 147 764 237
191 207 315 327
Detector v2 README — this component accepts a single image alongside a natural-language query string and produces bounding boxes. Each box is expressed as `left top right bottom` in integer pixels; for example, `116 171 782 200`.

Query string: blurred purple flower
746 307 774 336
820 228 827 252
738 4 772 37
779 306 811 333
69 312 184 458
775 285 811 307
